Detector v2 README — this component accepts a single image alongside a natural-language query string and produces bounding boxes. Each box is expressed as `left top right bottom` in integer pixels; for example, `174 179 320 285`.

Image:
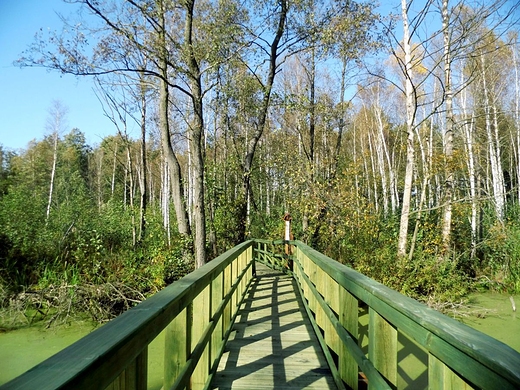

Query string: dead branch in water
425 296 497 319
1 282 150 328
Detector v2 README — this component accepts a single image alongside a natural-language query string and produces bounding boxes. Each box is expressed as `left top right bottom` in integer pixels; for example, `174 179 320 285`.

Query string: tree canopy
2 0 520 324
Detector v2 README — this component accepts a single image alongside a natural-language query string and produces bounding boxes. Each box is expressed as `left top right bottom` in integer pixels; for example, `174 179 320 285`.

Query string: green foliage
213 200 243 248
38 260 81 289
0 133 196 325
478 206 520 293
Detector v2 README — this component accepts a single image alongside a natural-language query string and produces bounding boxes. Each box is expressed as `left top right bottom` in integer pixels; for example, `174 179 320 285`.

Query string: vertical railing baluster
106 347 147 390
223 264 232 332
210 272 224 381
192 285 210 390
429 353 473 389
369 308 397 386
164 305 191 390
339 288 359 389
324 274 340 355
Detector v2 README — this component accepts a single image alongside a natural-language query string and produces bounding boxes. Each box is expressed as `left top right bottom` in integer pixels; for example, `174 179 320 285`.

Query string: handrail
253 239 292 272
289 240 520 389
1 240 255 390
4 239 519 390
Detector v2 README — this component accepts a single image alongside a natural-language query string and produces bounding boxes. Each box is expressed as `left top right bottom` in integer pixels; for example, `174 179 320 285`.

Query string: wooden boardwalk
211 264 337 389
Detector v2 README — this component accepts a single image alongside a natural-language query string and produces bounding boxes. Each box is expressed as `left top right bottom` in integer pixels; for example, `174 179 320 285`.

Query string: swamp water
0 292 518 388
0 321 166 389
460 292 520 352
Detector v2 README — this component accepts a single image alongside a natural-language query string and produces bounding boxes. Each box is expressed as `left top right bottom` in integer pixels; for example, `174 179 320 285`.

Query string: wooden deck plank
211 264 338 390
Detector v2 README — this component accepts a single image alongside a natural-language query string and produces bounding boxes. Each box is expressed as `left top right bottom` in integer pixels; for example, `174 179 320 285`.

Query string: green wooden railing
3 239 520 390
1 241 255 390
282 240 520 390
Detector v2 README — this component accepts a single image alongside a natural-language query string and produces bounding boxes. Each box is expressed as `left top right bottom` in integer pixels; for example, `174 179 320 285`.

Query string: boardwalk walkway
211 264 337 389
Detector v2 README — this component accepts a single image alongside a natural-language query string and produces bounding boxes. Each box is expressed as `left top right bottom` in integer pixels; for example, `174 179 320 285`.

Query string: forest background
1 0 520 326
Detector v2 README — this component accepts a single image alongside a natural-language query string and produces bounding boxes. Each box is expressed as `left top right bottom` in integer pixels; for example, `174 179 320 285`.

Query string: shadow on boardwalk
211 264 337 390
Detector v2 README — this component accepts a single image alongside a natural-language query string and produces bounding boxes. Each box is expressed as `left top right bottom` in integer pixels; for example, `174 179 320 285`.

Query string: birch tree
440 0 455 253
512 33 520 205
397 0 417 257
45 100 68 221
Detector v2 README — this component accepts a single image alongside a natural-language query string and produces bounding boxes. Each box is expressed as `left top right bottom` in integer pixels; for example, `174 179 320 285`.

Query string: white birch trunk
162 159 171 247
97 149 103 210
367 129 379 212
46 132 58 221
441 0 454 253
397 0 416 257
374 97 392 215
111 139 117 197
492 103 506 214
481 54 505 221
127 145 136 247
513 41 520 204
461 68 478 259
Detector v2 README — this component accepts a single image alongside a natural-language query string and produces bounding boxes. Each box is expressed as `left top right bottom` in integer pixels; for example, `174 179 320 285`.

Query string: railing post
282 212 294 271
252 241 257 276
164 306 191 390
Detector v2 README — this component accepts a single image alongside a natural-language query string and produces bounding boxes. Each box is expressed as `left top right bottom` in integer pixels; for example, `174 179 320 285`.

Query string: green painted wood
211 273 224 376
369 309 397 386
207 272 255 389
291 241 520 389
339 287 359 390
314 266 327 332
324 282 340 356
167 261 255 390
429 354 473 390
326 272 340 314
106 349 147 390
211 264 338 390
293 256 391 390
192 285 210 390
396 331 428 389
429 353 444 390
1 241 254 390
223 264 232 333
164 307 190 390
6 239 519 390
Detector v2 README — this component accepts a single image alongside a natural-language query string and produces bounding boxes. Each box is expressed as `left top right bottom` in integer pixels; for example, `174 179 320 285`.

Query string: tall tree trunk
111 139 117 197
308 48 316 176
409 114 431 259
184 0 207 268
161 158 171 247
368 129 379 212
97 149 103 210
138 73 147 244
333 58 348 175
441 0 454 255
397 0 416 258
46 132 58 221
374 82 397 214
465 114 478 259
374 99 390 216
513 39 520 205
126 143 136 247
492 102 506 214
238 0 287 243
157 0 191 239
481 54 505 222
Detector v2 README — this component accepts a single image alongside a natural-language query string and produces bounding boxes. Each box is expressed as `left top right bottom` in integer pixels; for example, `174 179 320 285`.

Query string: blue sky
0 0 412 153
0 0 121 151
